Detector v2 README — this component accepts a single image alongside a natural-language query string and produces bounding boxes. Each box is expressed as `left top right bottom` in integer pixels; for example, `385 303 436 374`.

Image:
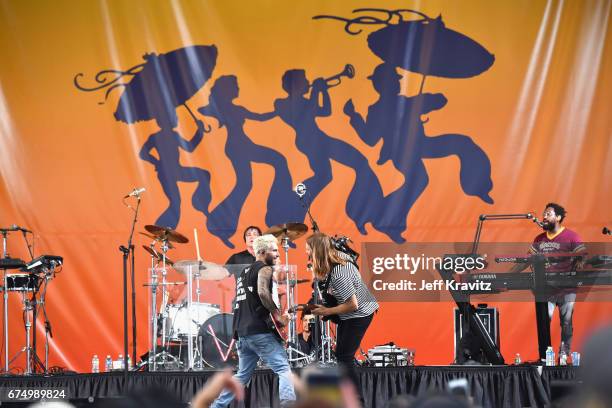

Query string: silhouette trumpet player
268 65 403 242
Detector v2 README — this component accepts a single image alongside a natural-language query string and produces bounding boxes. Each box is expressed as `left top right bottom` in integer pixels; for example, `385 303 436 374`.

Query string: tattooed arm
257 266 279 315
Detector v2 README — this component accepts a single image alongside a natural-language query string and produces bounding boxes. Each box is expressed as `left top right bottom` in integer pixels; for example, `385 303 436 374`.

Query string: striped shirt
327 261 378 320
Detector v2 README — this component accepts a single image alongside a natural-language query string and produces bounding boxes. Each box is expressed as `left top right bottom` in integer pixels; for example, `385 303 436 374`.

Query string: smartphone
447 378 469 398
303 367 343 407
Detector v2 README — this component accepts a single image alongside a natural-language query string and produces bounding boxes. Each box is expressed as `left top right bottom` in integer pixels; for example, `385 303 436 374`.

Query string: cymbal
173 260 230 281
139 232 176 249
264 222 308 241
142 245 174 266
144 225 189 244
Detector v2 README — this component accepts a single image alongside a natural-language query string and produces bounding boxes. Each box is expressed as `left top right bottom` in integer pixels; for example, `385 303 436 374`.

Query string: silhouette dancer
198 75 302 247
344 63 494 234
272 69 402 242
139 109 212 228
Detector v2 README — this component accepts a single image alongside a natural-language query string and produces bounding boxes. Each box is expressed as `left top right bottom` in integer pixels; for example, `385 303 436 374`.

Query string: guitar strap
319 262 339 294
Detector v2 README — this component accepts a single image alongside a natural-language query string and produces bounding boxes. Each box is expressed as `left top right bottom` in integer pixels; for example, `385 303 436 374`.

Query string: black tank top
232 260 273 338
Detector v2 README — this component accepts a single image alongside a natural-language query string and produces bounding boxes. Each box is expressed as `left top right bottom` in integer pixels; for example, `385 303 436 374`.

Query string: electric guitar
265 304 315 342
265 312 288 342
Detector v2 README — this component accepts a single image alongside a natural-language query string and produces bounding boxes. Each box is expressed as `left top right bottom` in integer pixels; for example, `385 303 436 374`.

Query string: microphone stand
297 190 320 233
471 213 535 254
120 195 141 377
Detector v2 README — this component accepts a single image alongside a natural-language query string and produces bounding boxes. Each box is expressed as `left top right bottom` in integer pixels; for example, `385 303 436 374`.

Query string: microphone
10 224 32 233
124 187 146 198
526 213 544 227
294 183 306 198
603 227 611 235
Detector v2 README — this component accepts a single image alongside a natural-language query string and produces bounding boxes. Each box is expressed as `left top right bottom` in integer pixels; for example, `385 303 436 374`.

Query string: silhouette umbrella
313 9 494 93
113 45 218 124
366 13 494 80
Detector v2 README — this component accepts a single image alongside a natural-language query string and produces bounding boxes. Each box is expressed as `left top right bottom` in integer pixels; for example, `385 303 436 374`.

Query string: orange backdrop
0 0 611 372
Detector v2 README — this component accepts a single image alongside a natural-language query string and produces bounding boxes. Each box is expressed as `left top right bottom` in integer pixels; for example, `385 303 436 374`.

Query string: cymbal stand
160 240 170 353
186 263 194 371
280 237 300 363
145 240 181 371
158 240 181 369
148 243 159 371
7 291 34 374
192 265 204 370
2 230 9 372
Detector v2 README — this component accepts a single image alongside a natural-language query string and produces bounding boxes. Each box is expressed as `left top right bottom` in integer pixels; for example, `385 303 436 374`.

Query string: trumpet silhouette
310 64 355 89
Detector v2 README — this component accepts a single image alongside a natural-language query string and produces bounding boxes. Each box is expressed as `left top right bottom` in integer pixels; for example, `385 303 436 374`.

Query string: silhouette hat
367 64 403 81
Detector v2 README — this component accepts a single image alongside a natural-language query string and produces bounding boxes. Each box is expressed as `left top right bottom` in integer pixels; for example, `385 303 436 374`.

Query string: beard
542 221 555 232
264 252 276 266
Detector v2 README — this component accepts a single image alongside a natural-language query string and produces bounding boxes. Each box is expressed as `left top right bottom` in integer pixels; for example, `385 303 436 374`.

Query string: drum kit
1 226 61 375
140 221 340 371
140 224 236 371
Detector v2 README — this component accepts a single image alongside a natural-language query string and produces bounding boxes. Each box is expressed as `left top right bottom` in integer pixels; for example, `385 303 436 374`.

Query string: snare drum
6 274 39 292
166 302 221 341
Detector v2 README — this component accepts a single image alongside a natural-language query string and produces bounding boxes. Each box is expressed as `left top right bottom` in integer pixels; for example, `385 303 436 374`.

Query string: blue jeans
211 332 296 407
548 292 576 354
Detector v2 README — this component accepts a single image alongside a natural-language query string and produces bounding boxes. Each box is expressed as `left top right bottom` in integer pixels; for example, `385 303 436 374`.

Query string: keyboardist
511 203 585 357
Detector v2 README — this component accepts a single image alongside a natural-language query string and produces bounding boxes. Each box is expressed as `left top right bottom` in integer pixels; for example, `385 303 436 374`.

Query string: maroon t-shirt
529 227 585 272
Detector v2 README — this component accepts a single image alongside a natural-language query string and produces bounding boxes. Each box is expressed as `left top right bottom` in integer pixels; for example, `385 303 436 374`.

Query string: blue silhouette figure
344 63 493 234
139 109 212 228
198 75 303 247
315 9 495 237
74 45 218 230
271 69 404 242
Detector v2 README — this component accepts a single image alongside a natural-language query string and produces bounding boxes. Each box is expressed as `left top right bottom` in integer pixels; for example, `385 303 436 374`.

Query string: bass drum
198 313 237 368
166 302 221 341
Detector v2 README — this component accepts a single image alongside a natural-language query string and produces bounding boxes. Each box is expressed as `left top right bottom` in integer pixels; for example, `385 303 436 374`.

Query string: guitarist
211 235 296 408
306 233 378 400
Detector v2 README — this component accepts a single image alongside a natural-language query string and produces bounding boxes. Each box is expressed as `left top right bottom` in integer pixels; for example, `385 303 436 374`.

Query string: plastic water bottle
105 355 112 372
514 353 521 365
559 342 567 366
127 354 132 370
571 351 580 366
91 355 99 373
545 346 555 366
118 354 124 370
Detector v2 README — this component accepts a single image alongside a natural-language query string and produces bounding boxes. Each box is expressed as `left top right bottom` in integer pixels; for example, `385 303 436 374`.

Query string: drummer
225 225 262 270
225 226 262 307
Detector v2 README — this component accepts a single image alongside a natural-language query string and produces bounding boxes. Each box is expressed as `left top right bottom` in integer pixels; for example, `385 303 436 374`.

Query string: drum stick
194 228 202 261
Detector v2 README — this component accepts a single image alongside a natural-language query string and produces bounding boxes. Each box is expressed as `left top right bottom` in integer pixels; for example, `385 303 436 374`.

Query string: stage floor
0 365 576 408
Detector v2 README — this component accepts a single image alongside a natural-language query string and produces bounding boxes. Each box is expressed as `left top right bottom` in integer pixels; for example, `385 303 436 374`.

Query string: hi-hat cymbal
173 260 230 280
264 222 308 241
144 225 189 244
138 232 175 249
142 245 174 266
